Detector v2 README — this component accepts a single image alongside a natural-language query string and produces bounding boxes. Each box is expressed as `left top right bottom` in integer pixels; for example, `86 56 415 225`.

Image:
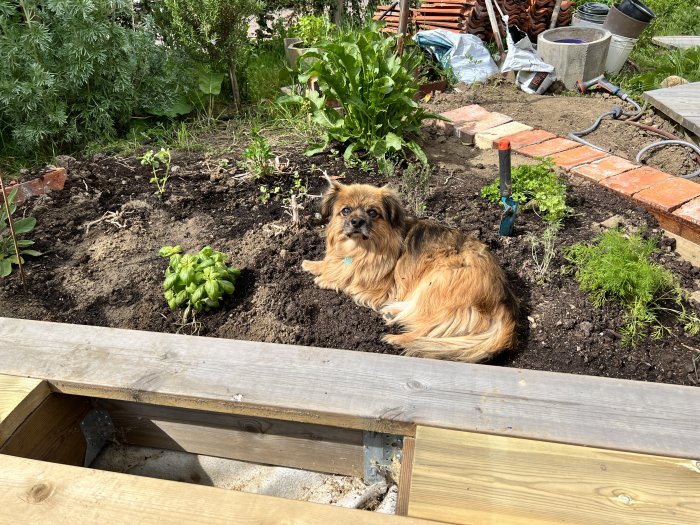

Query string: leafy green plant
258 184 281 203
242 130 275 179
159 245 241 322
291 15 333 47
565 228 700 346
279 23 443 170
399 162 433 217
480 158 570 223
139 148 173 194
162 0 265 108
0 0 183 157
1 188 41 278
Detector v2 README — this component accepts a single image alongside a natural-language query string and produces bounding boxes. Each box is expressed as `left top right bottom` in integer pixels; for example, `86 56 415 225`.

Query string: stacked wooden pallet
374 0 572 40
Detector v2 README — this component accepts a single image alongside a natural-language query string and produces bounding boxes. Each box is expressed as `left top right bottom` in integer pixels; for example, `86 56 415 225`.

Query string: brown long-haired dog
302 180 517 362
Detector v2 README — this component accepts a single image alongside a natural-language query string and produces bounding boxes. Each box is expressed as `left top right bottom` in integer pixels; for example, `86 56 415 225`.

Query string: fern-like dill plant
565 228 700 346
480 158 570 223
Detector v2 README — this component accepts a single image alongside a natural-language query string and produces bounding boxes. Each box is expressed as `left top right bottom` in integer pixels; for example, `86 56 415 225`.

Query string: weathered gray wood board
0 318 699 458
652 36 700 50
0 454 439 525
97 399 364 476
644 82 700 137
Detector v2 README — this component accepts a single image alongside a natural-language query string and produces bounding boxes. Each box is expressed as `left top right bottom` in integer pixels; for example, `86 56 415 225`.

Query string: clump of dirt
2 89 699 386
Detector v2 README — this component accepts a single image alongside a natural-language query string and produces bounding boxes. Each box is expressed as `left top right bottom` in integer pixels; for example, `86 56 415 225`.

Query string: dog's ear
382 188 405 229
320 179 343 219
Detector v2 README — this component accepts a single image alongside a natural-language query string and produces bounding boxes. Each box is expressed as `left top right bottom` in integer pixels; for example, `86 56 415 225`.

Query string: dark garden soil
2 88 700 387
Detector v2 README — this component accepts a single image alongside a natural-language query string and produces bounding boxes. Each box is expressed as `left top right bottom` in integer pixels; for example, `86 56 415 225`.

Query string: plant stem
0 172 27 293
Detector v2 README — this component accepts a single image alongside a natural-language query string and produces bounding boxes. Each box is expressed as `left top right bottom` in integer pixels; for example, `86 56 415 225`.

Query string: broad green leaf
16 239 34 247
163 273 178 291
20 249 41 257
12 217 36 235
198 71 226 96
160 245 182 257
219 279 234 295
305 142 328 156
385 132 402 152
205 280 220 300
0 259 11 277
276 94 305 105
405 141 428 165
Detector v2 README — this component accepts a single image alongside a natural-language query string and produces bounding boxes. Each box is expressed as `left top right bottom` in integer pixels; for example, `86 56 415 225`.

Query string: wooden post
550 0 563 29
396 0 411 56
335 0 343 25
484 0 505 57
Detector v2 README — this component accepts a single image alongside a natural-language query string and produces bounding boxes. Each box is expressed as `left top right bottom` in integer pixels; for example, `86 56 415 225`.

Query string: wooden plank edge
96 399 365 477
396 436 416 516
0 375 51 446
0 454 442 525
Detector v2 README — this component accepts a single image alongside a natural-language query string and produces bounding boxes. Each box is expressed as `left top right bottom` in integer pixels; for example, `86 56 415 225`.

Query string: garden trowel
498 138 518 236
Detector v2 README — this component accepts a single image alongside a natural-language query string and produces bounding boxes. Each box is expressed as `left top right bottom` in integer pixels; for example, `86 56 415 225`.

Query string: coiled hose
569 97 642 151
636 140 700 179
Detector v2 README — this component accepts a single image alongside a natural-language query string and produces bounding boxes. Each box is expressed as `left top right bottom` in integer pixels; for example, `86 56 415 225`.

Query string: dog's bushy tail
394 302 517 363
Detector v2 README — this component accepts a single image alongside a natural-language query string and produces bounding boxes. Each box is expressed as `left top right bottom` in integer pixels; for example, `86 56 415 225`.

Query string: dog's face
321 181 405 242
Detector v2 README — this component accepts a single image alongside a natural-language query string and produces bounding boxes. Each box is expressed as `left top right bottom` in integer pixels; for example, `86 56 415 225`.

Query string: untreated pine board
644 82 700 136
97 399 364 476
408 426 700 525
0 455 440 525
652 36 700 50
0 393 91 466
396 436 416 516
0 374 50 446
0 318 699 458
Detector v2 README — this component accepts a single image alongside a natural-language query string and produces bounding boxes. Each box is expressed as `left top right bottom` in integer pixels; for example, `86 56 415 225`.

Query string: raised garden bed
1 132 698 385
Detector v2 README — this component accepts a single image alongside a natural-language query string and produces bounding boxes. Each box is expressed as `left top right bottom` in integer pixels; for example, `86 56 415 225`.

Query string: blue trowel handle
498 139 512 198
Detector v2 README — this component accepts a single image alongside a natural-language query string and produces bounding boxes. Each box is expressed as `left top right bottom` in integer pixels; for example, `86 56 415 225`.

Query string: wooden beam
0 455 440 525
0 374 50 446
0 393 91 466
395 436 415 516
644 81 700 137
97 399 363 476
408 426 700 525
0 318 699 458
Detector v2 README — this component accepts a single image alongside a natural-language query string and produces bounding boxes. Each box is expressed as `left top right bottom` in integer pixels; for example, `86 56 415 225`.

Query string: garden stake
0 172 27 292
498 139 518 236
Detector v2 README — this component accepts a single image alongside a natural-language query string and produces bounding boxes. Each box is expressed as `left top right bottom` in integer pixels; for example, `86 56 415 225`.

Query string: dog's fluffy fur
302 181 517 362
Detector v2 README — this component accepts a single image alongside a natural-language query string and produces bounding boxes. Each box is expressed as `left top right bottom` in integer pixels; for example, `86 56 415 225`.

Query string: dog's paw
301 260 323 276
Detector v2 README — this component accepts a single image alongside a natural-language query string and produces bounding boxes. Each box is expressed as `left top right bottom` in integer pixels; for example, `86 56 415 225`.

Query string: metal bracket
80 409 115 467
363 431 403 484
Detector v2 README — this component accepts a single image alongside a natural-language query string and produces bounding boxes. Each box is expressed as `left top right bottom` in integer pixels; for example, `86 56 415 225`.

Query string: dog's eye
341 207 351 216
367 209 378 218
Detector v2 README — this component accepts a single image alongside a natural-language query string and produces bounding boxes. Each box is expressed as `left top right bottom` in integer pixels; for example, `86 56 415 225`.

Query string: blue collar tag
343 256 353 266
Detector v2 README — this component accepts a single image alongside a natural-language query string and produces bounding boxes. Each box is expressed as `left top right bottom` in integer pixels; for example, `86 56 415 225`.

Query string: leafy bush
1 189 41 278
291 15 333 46
480 158 570 223
565 229 700 346
280 24 441 169
162 0 264 108
159 246 241 322
0 0 182 156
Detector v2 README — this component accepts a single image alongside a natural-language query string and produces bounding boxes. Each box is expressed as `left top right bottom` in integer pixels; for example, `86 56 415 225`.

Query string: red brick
42 167 67 191
454 111 512 144
634 177 700 212
600 166 671 196
518 137 580 158
495 129 556 149
550 146 609 170
673 197 700 226
571 156 638 181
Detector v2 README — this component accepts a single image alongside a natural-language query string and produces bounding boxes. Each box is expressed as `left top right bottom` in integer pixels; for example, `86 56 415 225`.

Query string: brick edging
2 167 67 206
436 105 700 244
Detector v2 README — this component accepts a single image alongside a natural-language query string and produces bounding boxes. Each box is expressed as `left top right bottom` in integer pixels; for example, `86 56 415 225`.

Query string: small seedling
565 228 700 346
242 130 275 179
139 148 172 194
258 184 281 204
400 162 433 217
159 245 241 324
1 187 41 279
481 158 570 223
526 222 560 283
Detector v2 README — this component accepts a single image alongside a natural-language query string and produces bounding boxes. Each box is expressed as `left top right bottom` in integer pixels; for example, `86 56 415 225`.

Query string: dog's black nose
350 217 365 228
